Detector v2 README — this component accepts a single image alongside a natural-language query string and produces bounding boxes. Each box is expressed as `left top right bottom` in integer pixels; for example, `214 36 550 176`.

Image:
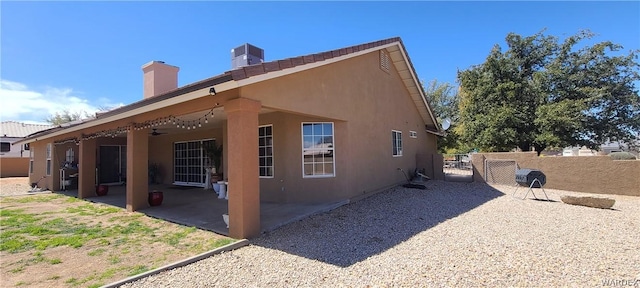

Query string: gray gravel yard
121 181 640 287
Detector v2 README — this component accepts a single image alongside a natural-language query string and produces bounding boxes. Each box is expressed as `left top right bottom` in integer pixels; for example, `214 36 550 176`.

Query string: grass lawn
0 193 235 288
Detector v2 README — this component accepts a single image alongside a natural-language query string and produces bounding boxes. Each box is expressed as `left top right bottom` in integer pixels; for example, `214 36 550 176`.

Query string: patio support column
225 98 261 239
52 144 61 191
78 138 96 199
126 128 149 212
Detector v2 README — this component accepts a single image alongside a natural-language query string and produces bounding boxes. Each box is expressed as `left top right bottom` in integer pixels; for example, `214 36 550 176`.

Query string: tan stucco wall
473 152 640 196
431 153 445 181
244 50 439 203
28 141 49 189
257 112 349 203
0 157 29 177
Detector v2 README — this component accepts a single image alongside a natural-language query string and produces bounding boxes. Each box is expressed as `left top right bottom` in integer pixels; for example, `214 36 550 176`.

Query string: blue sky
1 1 639 124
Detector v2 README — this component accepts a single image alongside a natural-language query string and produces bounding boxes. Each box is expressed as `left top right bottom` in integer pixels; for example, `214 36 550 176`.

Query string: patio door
99 145 126 184
173 139 214 187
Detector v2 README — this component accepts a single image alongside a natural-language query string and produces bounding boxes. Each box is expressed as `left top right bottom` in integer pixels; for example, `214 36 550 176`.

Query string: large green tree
44 109 91 125
422 79 465 153
457 30 640 154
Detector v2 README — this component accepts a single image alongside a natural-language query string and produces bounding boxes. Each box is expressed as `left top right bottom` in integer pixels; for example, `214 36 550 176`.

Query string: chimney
142 61 179 99
231 43 264 69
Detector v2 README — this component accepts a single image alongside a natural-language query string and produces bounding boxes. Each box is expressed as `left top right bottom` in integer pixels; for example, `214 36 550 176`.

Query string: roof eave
426 129 445 137
17 37 444 143
15 78 238 144
391 40 442 133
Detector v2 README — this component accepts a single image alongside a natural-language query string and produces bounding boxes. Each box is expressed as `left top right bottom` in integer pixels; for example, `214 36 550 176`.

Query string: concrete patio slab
56 185 346 237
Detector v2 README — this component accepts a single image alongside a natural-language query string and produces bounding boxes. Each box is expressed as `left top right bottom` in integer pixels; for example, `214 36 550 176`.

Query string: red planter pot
148 190 164 206
96 185 109 196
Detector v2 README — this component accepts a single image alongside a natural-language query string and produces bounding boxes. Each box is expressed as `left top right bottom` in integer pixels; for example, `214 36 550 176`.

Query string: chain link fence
484 159 518 186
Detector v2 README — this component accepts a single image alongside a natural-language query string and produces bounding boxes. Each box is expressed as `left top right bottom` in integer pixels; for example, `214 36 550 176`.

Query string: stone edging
101 239 250 288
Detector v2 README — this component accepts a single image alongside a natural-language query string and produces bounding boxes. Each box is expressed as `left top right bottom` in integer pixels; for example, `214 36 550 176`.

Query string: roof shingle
0 121 54 138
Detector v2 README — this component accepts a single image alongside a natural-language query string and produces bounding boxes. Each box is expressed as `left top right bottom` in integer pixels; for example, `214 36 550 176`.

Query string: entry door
173 139 214 187
99 145 126 184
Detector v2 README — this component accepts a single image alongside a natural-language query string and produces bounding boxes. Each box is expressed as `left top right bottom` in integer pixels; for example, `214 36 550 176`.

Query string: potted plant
96 184 109 196
202 142 223 181
148 163 161 184
148 189 163 206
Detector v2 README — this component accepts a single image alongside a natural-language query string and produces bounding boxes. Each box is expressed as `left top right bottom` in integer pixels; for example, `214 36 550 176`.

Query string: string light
73 105 221 141
54 137 78 145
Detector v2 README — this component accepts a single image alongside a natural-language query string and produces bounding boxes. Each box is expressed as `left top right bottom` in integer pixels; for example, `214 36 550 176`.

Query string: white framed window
46 143 52 175
29 149 34 174
259 125 274 178
392 130 403 157
302 122 335 178
65 148 75 163
409 131 418 138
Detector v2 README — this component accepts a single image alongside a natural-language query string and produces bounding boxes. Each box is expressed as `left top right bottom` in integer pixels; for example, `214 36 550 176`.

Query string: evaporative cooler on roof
231 43 264 69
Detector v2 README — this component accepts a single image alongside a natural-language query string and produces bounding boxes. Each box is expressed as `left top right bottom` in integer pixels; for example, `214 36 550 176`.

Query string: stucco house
1 121 54 177
16 37 442 238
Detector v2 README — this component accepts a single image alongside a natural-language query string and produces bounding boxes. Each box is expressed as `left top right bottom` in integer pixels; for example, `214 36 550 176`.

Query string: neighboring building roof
18 37 442 143
0 121 54 138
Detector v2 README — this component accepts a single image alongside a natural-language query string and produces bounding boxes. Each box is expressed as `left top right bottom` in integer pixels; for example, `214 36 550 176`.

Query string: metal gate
484 159 517 186
441 153 473 182
443 154 473 176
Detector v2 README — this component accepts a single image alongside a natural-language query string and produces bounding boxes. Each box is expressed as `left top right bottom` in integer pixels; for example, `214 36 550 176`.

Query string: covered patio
56 95 267 239
52 95 340 239
58 185 345 236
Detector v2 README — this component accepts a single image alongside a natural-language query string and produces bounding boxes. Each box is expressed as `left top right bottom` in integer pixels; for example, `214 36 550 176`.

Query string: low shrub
609 151 637 160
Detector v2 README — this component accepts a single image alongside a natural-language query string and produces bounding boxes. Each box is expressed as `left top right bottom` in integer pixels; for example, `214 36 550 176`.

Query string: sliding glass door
99 145 126 184
173 139 214 187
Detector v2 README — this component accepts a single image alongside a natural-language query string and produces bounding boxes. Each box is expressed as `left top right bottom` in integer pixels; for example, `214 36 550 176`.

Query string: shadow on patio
57 185 345 237
250 181 505 267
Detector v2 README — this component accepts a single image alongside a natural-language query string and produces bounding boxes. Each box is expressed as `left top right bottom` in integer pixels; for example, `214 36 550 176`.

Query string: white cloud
0 79 124 124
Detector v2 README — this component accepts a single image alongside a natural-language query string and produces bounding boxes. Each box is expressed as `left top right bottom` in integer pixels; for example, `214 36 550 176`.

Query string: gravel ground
0 177 47 197
120 181 640 287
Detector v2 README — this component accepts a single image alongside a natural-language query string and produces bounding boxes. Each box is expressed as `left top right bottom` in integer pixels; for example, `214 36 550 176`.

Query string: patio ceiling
108 106 277 137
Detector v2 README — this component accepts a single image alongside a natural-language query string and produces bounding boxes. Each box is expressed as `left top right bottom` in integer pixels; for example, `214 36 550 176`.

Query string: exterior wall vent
380 50 390 73
231 43 264 69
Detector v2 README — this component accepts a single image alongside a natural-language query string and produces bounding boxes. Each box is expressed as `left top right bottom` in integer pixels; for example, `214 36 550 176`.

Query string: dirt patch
0 192 234 287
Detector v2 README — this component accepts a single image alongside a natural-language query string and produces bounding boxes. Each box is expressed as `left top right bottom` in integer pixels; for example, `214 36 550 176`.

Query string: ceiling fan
149 128 167 136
